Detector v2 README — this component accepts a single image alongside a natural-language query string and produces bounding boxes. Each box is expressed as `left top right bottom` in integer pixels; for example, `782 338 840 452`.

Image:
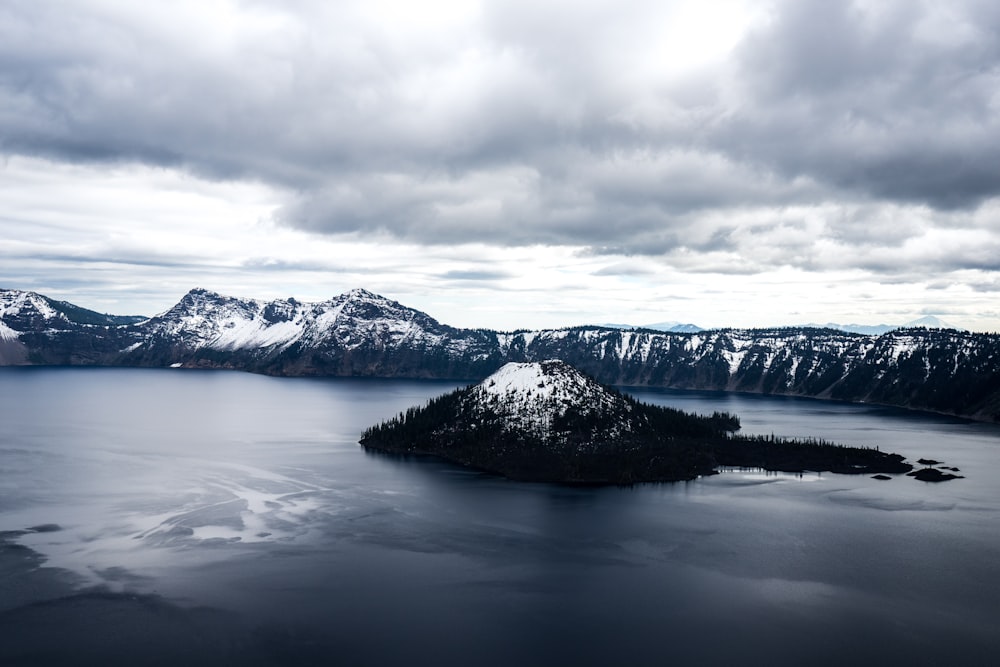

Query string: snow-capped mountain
903 315 962 330
119 287 502 377
597 321 704 333
471 360 631 441
0 289 144 331
0 289 146 364
2 287 999 421
142 287 436 351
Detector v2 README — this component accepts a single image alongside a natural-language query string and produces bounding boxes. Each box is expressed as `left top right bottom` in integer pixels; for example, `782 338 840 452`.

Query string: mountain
125 286 492 375
806 322 897 335
0 289 145 364
5 287 502 377
0 289 145 329
903 315 962 330
805 315 963 335
647 322 703 333
598 321 704 333
504 326 1000 421
2 288 1000 422
360 360 911 483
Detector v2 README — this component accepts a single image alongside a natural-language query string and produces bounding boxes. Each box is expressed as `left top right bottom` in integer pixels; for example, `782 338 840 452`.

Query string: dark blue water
1 368 998 666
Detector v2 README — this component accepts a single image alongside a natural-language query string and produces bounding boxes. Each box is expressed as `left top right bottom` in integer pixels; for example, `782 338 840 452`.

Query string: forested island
360 360 913 484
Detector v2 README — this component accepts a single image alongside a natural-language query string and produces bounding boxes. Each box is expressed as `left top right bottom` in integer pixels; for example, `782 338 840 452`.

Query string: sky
2 0 1000 331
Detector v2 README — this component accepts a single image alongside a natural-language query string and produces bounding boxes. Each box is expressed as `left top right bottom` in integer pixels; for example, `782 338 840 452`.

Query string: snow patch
0 321 19 341
473 360 624 438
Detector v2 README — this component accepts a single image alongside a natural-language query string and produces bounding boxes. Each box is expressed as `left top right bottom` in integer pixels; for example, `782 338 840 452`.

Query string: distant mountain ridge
1 287 999 422
803 315 963 335
599 315 962 335
597 321 704 333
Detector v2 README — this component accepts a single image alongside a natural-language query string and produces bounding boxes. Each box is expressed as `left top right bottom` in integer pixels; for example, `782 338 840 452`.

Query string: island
359 360 914 484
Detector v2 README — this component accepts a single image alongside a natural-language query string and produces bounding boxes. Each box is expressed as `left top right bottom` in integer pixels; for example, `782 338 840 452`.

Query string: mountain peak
343 287 382 300
904 315 961 330
477 360 605 402
0 289 67 328
594 321 704 333
179 287 229 303
480 359 574 389
471 360 626 434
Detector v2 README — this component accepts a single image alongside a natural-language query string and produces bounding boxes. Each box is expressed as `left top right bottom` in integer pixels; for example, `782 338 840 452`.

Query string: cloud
441 269 513 281
726 0 1000 209
1 0 999 283
591 261 658 277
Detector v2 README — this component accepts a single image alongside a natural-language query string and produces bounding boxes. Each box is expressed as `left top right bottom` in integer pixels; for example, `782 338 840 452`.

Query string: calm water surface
1 367 998 666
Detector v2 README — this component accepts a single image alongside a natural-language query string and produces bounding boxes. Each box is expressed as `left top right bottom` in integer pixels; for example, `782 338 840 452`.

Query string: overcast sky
2 0 999 331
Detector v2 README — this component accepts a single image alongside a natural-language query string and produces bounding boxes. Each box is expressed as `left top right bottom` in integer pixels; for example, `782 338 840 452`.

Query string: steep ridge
1 288 999 421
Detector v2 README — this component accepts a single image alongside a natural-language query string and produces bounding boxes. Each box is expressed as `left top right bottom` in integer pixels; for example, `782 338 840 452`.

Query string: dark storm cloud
1 0 999 268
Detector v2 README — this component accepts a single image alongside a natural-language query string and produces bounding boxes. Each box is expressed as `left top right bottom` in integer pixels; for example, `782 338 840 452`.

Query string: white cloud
2 0 1000 331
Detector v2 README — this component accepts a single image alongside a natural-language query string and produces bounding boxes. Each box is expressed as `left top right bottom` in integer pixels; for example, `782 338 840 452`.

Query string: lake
1 367 998 666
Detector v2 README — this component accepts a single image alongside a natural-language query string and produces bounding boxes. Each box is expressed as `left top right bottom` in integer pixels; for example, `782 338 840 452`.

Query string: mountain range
2 287 998 422
602 315 961 335
597 321 705 333
802 315 963 335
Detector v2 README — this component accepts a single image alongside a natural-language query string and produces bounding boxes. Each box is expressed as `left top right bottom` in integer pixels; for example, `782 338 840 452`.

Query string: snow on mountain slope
0 320 20 341
136 287 458 355
437 359 648 453
0 289 144 330
142 288 289 349
0 289 66 330
473 360 626 436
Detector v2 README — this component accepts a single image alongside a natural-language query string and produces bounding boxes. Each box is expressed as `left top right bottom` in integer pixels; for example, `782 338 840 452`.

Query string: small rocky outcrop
907 468 965 482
